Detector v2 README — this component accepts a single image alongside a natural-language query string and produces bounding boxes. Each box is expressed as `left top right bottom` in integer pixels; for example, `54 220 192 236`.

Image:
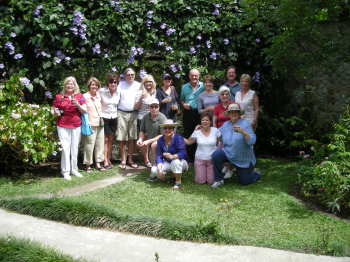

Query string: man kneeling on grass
149 119 188 189
136 98 167 168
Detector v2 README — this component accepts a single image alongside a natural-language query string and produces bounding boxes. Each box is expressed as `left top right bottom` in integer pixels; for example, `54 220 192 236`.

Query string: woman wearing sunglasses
99 73 120 169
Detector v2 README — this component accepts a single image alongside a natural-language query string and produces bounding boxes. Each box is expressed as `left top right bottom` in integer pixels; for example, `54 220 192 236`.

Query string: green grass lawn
67 158 350 255
0 158 349 256
0 236 89 262
0 166 118 198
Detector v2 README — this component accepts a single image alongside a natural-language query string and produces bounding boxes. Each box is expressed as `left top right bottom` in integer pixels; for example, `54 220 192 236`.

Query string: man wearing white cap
137 98 167 168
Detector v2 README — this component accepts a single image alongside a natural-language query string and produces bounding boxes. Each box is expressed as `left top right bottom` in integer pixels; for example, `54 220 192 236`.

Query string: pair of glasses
126 74 135 76
150 105 159 109
109 80 118 84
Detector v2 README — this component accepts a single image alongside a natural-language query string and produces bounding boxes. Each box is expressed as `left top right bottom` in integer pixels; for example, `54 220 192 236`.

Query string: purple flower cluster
33 5 43 17
45 90 53 99
169 64 182 73
139 69 148 79
127 46 144 64
146 10 154 18
92 43 101 54
189 47 196 55
186 6 192 10
252 72 261 84
0 64 4 69
10 32 16 38
160 23 167 29
197 34 202 40
14 54 23 60
223 38 230 45
255 38 261 43
157 41 164 46
111 66 117 72
36 50 51 58
5 42 15 55
70 11 87 40
165 46 173 52
53 50 69 64
146 19 152 28
209 51 218 60
206 40 211 49
166 28 176 36
110 1 123 12
212 4 221 15
20 77 31 87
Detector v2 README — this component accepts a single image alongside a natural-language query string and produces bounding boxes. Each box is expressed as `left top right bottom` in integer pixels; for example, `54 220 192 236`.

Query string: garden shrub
0 74 58 175
298 106 350 215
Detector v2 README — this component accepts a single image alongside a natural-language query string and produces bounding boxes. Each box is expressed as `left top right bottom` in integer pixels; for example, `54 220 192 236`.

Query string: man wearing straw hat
150 119 188 189
211 103 261 188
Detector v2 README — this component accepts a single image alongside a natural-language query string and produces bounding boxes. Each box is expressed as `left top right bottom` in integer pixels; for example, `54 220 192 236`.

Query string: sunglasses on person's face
150 105 159 109
109 80 118 84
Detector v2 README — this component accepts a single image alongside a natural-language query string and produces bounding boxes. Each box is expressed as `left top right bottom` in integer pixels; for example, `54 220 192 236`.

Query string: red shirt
214 102 233 128
53 93 86 128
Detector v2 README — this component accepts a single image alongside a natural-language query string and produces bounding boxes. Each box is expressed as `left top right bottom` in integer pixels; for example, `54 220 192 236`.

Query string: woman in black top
156 74 179 121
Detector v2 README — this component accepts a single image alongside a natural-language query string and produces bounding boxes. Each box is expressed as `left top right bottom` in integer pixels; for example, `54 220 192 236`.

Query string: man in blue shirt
219 66 240 101
180 68 204 161
211 103 261 188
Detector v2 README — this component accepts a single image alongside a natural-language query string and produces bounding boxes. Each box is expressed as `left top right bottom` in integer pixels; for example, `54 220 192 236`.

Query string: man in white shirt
116 68 141 169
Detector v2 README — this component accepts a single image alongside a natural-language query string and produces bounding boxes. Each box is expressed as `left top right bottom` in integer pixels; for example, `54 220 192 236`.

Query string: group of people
52 66 261 189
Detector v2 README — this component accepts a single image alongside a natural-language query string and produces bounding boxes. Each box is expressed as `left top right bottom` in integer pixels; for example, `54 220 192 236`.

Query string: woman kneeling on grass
150 119 188 189
211 103 261 188
185 112 220 185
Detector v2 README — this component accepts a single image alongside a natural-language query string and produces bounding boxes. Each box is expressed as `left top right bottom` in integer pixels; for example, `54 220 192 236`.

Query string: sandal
128 162 139 168
85 166 93 173
173 183 182 190
96 165 106 171
144 161 152 168
118 161 126 169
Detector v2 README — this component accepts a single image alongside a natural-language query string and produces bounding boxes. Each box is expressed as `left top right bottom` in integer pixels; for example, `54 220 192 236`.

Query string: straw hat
224 103 244 115
159 119 179 128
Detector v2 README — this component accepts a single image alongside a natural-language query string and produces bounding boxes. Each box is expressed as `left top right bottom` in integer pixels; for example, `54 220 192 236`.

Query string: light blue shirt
180 82 204 109
219 119 256 168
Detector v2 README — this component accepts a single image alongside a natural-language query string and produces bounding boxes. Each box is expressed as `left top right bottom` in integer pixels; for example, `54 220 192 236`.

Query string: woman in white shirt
235 74 259 130
185 112 221 185
135 74 157 124
99 73 120 169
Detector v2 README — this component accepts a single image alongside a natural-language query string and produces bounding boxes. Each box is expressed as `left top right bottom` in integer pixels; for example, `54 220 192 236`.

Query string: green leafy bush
0 74 58 174
298 106 350 215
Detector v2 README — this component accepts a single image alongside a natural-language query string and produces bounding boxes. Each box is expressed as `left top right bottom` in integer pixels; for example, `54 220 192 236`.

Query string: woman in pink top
83 77 105 172
52 76 87 180
213 86 233 128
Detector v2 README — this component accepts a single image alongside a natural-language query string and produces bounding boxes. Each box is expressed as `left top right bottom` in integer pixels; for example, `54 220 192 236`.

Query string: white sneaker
223 169 233 179
63 174 72 180
150 166 158 177
71 171 83 177
211 180 224 188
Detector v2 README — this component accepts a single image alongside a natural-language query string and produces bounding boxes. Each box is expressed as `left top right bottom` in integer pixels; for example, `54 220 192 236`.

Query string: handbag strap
91 97 102 117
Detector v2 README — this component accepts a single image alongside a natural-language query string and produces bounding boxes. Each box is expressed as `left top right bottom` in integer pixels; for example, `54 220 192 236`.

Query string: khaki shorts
116 111 138 141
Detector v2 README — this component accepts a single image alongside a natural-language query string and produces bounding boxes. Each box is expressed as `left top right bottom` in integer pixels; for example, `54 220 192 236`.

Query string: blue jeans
212 148 260 185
